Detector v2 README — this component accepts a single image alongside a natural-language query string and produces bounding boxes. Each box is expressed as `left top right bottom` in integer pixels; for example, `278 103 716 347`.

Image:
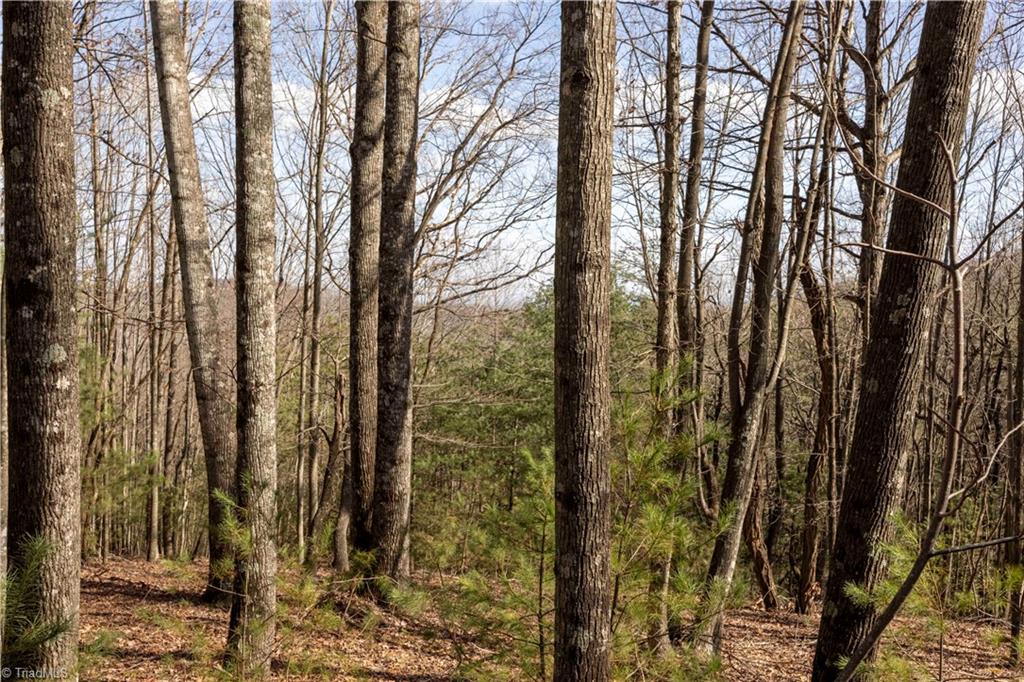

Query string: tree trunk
697 0 804 652
679 1 716 519
150 0 238 602
333 446 353 573
852 1 890 343
310 373 346 558
812 3 984 678
651 0 681 655
331 375 352 573
303 0 335 551
145 4 162 563
744 452 778 610
677 0 713 409
766 374 785 563
160 237 180 556
371 0 420 583
553 2 615 679
654 0 680 426
349 0 386 554
797 255 834 614
2 2 81 672
226 1 278 675
796 109 837 612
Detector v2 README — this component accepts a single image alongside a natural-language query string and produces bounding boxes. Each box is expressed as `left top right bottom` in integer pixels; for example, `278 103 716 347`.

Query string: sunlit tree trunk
226 0 278 675
553 2 615 678
3 2 81 672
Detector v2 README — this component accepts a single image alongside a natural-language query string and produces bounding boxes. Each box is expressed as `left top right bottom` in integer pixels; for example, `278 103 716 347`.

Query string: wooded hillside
2 1 1024 680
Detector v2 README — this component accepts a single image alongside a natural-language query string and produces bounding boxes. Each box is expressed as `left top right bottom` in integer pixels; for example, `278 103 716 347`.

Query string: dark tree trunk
852 2 891 340
812 3 985 678
679 0 716 518
371 0 420 583
654 0 680 425
3 2 81 672
676 0 713 394
226 1 278 676
0 224 7 661
349 0 386 553
553 2 615 679
150 0 237 602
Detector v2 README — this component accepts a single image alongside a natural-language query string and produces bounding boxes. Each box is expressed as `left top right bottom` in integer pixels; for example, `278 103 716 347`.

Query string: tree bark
743 452 778 610
797 104 837 612
3 2 81 672
812 3 985 678
851 2 891 341
150 0 238 601
553 2 615 679
371 0 420 583
349 0 386 553
226 1 278 675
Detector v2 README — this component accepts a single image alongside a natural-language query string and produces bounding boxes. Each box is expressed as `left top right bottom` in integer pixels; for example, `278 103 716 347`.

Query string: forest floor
79 558 1018 681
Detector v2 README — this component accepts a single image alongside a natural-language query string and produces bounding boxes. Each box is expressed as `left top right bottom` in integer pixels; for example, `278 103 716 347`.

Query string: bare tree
150 0 237 601
813 3 985 678
300 0 337 563
678 0 716 518
696 0 806 652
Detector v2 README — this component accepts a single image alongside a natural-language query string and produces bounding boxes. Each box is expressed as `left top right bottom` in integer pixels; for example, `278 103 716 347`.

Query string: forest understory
78 559 1011 681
